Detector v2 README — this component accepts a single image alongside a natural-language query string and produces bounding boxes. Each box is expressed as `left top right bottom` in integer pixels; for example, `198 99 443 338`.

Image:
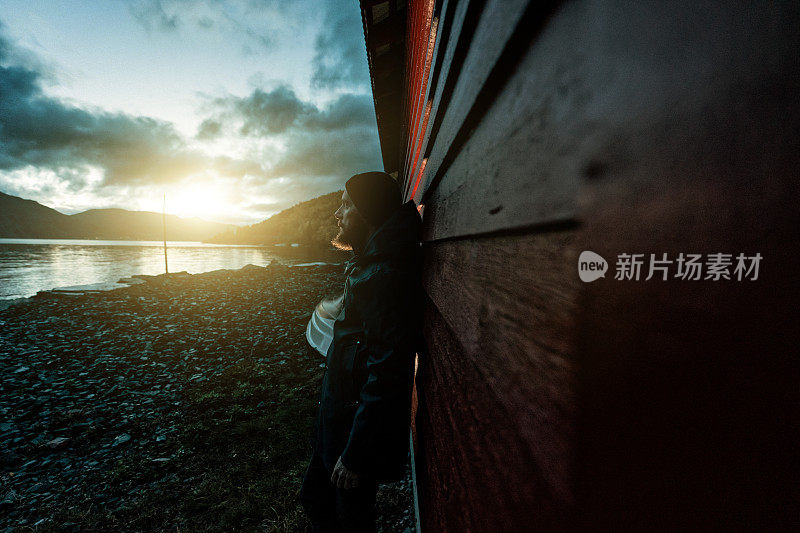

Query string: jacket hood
357 201 421 262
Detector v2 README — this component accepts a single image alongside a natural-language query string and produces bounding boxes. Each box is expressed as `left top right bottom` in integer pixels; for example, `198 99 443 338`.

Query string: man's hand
331 456 360 489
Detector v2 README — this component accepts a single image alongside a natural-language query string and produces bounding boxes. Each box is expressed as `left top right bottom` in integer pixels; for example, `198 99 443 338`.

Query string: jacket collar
350 201 422 266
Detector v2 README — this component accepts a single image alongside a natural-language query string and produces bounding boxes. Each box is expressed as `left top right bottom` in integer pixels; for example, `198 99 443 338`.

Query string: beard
331 226 352 251
331 218 370 252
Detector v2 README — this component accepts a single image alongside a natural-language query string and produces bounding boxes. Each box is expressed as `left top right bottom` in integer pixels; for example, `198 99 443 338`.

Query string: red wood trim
403 0 437 195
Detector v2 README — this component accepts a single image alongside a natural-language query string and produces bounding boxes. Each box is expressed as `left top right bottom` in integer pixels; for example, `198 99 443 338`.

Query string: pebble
112 434 131 446
0 262 368 530
46 437 71 449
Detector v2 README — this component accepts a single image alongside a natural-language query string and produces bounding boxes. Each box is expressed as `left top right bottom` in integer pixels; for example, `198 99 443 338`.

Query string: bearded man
300 171 423 532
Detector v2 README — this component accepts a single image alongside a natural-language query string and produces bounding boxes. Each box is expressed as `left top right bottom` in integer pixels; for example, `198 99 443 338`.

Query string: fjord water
0 239 338 299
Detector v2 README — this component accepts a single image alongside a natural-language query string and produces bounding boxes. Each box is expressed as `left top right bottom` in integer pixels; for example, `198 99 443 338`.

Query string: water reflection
0 239 345 299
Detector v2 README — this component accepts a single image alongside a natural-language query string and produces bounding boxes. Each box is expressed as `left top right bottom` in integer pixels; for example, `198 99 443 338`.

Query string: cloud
302 93 376 131
127 0 179 31
123 0 285 52
226 86 317 136
207 85 375 137
211 155 267 179
268 126 379 178
196 118 222 140
0 59 200 186
0 27 270 190
200 85 380 180
310 0 370 90
0 8 381 224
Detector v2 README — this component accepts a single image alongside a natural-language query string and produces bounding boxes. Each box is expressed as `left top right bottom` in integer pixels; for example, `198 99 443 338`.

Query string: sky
0 0 382 224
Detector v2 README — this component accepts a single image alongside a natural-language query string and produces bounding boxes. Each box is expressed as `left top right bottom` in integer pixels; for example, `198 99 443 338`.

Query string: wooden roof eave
360 0 408 176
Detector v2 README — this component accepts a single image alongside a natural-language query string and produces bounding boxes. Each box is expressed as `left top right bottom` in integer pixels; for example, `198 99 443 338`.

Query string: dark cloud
227 86 316 136
200 85 380 179
0 27 267 188
0 59 198 185
208 85 375 137
0 14 381 222
196 118 222 140
303 93 376 131
310 0 370 90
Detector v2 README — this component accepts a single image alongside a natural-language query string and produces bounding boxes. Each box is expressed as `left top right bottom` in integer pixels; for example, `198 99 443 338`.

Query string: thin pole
163 193 169 275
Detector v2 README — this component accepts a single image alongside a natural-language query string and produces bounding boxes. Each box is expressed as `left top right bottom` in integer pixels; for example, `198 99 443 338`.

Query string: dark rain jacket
315 201 423 482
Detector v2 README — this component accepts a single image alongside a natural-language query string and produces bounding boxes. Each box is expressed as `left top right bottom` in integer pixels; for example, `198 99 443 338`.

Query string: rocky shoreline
0 264 414 532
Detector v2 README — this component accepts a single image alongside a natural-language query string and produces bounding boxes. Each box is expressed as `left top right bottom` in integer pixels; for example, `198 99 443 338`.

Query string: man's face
332 190 369 251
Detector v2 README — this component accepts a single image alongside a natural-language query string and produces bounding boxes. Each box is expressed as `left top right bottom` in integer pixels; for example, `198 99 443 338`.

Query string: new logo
578 251 608 282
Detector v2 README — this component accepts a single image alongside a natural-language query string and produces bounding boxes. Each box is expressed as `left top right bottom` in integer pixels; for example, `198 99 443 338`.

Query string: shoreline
0 239 350 303
0 263 413 531
0 257 346 311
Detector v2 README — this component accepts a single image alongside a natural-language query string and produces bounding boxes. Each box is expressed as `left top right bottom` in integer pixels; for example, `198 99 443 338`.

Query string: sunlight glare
166 184 233 221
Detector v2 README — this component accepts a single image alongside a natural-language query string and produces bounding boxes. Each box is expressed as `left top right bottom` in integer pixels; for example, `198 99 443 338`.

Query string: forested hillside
207 191 341 248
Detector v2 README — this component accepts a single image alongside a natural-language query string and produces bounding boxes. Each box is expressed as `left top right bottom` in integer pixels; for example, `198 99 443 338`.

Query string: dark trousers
300 450 378 533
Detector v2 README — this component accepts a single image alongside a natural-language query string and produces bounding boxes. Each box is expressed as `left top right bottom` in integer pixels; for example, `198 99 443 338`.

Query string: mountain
70 209 232 242
207 191 342 248
0 191 235 241
0 192 77 238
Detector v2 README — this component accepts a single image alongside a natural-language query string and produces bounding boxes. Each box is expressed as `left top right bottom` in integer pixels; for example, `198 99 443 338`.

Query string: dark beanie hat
345 171 402 227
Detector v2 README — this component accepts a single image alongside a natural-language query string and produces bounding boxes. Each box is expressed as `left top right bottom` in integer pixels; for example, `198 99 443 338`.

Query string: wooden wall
416 230 579 530
393 0 799 530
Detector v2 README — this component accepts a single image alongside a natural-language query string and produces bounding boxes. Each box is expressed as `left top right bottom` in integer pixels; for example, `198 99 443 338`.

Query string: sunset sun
166 183 233 221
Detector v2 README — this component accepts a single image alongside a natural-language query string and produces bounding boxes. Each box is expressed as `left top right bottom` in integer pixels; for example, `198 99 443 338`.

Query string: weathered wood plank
409 0 530 199
416 298 569 532
422 0 798 241
417 228 580 526
419 0 594 239
411 0 799 528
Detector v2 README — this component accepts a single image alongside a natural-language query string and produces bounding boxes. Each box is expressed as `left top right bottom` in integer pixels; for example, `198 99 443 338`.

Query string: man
300 171 423 532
